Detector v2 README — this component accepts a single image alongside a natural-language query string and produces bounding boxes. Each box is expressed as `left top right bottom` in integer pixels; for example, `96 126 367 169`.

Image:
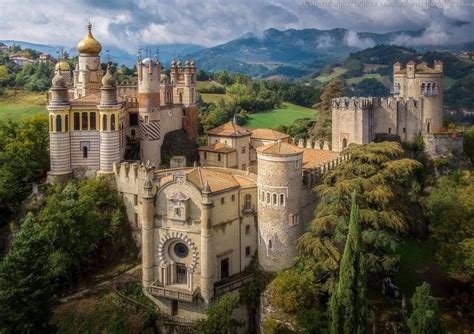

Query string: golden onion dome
54 61 70 71
77 22 102 55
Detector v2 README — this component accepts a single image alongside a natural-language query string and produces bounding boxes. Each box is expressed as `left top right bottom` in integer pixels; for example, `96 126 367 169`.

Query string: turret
200 180 214 302
256 141 304 271
47 72 72 182
98 65 121 174
137 56 162 167
73 22 103 98
142 168 156 288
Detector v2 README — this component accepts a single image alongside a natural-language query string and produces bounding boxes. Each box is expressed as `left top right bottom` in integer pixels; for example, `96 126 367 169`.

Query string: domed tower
98 65 121 174
73 22 103 99
54 60 71 86
256 141 304 272
47 72 72 183
137 56 162 167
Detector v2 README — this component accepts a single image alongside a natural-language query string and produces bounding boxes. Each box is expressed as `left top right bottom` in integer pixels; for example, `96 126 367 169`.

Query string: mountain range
3 27 473 79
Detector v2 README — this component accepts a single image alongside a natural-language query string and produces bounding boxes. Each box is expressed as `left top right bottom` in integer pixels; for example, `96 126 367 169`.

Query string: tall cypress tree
408 282 446 334
330 191 367 334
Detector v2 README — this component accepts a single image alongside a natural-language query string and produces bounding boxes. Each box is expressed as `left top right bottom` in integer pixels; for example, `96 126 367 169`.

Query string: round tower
142 169 156 288
421 60 444 133
256 141 304 272
137 56 161 167
98 65 121 174
47 72 72 183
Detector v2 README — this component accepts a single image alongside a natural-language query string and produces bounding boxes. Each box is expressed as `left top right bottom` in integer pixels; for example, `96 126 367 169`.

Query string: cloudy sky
0 0 473 51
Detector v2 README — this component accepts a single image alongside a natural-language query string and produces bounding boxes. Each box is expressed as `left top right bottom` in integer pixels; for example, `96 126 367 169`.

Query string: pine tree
330 191 367 334
310 79 343 140
408 282 445 334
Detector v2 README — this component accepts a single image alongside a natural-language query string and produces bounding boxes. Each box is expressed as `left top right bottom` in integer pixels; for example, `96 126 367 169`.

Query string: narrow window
56 115 62 132
134 194 138 206
231 195 235 202
279 194 285 206
266 192 270 204
179 92 183 103
171 300 178 316
245 225 250 235
204 152 207 159
129 113 138 126
272 193 277 205
268 240 272 250
74 112 80 130
244 194 252 210
82 146 88 158
90 112 96 130
403 127 406 133
103 114 107 131
245 246 250 257
81 112 88 130
131 129 135 137
65 115 69 131
342 138 348 149
427 122 431 133
111 114 116 130
388 127 392 134
221 198 225 205
50 115 53 131
218 154 221 162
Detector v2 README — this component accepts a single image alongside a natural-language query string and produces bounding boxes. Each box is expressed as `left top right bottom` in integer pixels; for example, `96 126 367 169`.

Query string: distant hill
0 40 204 67
191 28 474 79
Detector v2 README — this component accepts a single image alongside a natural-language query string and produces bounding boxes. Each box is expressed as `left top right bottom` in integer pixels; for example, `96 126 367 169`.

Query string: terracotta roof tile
257 141 303 156
250 128 290 140
206 122 251 137
198 143 236 153
302 148 340 169
70 93 100 106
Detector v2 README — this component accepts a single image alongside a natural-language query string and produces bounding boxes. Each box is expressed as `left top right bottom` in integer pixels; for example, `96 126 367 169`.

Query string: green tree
463 127 474 163
407 282 445 334
310 79 343 141
299 142 422 291
425 173 474 279
197 294 243 334
330 192 367 334
0 214 55 333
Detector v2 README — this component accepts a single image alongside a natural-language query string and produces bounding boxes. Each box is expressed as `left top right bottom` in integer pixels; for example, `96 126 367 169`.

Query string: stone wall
422 132 464 158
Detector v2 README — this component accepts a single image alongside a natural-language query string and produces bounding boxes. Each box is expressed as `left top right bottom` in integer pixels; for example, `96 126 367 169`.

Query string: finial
203 180 210 194
154 46 160 61
87 20 92 31
137 46 143 61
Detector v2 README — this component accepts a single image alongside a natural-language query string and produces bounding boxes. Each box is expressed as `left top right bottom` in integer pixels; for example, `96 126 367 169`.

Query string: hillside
0 89 47 121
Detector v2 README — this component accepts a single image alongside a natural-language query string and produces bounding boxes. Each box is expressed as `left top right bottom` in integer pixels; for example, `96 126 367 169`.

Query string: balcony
149 283 198 303
422 89 438 96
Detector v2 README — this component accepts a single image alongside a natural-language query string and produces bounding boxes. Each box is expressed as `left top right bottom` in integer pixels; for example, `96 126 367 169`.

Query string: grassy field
245 102 316 129
316 66 347 83
443 76 457 90
0 89 47 121
200 92 231 103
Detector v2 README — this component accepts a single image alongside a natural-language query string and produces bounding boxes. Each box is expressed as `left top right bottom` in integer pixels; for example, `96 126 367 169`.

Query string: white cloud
0 0 472 52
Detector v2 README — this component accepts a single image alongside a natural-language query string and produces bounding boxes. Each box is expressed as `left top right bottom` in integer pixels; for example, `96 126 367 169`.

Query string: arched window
427 122 431 133
166 91 171 104
388 127 392 134
50 115 53 131
342 138 348 149
111 114 116 131
421 82 426 94
81 112 88 130
245 246 250 257
56 115 62 132
65 115 69 131
74 112 80 130
102 114 107 131
272 193 277 205
179 92 183 103
266 192 270 204
82 146 88 158
90 112 96 130
245 225 250 235
244 194 252 210
279 194 285 206
432 83 436 94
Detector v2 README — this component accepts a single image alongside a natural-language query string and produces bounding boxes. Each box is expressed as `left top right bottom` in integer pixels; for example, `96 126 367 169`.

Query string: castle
47 23 198 183
46 25 462 328
331 60 463 157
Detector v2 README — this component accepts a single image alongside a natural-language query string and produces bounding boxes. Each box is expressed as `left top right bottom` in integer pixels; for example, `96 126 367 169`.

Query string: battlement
393 60 443 75
114 161 156 195
332 97 376 109
378 96 422 110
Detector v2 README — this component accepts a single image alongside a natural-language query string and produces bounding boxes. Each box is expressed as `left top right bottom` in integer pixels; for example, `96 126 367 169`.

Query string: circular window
174 243 189 258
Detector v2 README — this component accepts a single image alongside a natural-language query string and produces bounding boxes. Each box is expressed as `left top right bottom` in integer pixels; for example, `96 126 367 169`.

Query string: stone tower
47 72 72 183
170 59 196 106
142 167 155 288
256 141 304 272
73 22 103 99
98 65 121 175
393 60 444 133
137 56 162 167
